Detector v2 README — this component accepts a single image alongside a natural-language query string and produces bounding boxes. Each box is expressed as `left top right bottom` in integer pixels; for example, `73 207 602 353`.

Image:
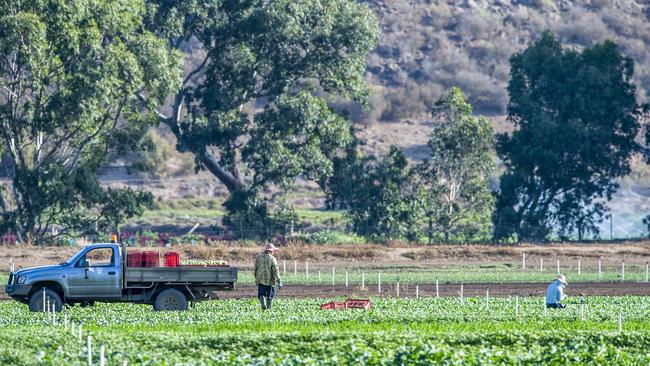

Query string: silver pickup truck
5 243 238 311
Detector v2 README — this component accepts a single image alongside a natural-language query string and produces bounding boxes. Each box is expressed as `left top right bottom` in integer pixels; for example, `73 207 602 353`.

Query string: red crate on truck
141 251 159 267
164 252 180 267
127 252 143 267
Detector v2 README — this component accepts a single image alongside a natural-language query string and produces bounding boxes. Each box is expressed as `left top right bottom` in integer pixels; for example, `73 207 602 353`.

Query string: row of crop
1 297 648 328
1 322 649 365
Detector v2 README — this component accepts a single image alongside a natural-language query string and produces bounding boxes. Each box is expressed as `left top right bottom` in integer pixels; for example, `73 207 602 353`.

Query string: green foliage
145 0 379 234
0 0 179 241
494 32 645 242
345 146 424 241
296 230 366 245
1 297 650 364
418 87 495 243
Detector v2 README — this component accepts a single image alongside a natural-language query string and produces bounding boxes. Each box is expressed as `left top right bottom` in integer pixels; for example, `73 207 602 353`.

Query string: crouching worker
546 274 568 309
254 243 282 310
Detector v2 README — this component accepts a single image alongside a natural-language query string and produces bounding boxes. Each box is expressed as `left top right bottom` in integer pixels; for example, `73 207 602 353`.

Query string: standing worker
254 243 282 310
546 274 568 308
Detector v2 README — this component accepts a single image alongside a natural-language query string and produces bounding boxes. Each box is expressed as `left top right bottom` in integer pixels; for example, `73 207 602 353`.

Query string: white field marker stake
435 277 439 298
460 283 464 305
645 262 649 283
305 261 309 277
598 258 602 279
332 267 335 285
621 261 625 282
416 284 419 299
87 335 92 366
618 307 623 333
378 273 382 293
540 258 543 272
294 260 297 276
64 313 68 331
100 345 105 366
9 257 14 273
318 270 321 283
396 281 400 297
345 271 349 288
515 291 519 317
42 287 46 313
71 321 76 336
361 272 365 290
544 299 547 317
486 288 489 311
522 253 526 270
577 258 581 276
556 259 560 275
283 260 286 276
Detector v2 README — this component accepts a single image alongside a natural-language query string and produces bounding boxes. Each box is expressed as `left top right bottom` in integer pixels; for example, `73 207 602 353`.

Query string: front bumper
5 273 31 300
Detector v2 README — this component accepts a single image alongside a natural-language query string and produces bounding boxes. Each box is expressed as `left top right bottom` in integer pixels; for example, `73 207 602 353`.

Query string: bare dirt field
1 241 649 269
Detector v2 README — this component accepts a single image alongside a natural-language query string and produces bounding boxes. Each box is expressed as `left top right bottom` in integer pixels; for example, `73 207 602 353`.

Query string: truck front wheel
153 289 188 311
28 288 63 313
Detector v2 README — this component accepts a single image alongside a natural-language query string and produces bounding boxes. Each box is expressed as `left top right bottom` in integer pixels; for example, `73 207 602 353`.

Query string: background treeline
0 0 648 244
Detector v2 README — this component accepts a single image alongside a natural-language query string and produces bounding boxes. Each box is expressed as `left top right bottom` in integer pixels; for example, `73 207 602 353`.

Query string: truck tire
28 288 63 313
153 288 188 311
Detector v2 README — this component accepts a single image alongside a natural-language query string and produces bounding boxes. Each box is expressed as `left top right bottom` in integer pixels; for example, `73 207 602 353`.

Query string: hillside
358 0 650 122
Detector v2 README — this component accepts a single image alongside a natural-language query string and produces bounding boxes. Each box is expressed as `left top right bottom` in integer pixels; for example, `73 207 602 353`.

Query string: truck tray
126 266 238 284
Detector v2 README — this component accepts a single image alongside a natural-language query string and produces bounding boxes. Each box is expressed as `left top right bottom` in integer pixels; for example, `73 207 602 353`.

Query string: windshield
62 247 89 265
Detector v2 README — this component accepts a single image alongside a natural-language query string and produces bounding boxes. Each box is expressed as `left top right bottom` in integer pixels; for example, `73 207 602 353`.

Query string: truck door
67 246 121 299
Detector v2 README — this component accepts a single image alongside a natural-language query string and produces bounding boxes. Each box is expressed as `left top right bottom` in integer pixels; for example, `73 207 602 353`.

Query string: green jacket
254 252 281 286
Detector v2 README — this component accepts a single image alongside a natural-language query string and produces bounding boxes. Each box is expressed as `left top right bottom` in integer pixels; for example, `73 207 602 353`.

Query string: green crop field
1 297 649 365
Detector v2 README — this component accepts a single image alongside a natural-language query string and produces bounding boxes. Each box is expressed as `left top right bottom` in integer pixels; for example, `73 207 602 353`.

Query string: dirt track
222 282 650 299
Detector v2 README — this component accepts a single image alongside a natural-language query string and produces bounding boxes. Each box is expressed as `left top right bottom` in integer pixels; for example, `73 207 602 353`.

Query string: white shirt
545 280 566 304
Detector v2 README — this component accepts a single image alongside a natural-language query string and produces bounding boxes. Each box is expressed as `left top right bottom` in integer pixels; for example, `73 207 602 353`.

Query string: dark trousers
257 284 276 300
258 284 276 309
546 303 566 309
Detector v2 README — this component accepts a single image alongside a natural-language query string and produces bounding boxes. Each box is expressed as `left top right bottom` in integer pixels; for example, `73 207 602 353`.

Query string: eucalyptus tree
419 87 495 243
0 0 180 241
494 32 646 242
144 0 379 234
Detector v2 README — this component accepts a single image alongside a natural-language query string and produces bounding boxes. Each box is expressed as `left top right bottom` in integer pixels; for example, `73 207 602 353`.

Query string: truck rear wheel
153 289 188 311
28 288 63 313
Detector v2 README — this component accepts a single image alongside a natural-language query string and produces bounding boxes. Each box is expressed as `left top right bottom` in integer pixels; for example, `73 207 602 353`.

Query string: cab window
76 248 114 268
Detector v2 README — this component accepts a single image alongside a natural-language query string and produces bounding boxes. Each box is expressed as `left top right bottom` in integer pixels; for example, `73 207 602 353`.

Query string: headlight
16 276 26 284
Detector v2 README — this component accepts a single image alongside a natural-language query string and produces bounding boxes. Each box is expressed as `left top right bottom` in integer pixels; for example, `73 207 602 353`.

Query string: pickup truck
5 243 238 311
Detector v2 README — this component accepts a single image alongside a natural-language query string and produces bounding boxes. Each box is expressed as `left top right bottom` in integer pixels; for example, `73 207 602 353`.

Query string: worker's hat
265 243 278 252
556 274 567 285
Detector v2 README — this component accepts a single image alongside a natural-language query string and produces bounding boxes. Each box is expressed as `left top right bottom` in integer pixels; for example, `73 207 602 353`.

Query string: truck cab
5 243 237 311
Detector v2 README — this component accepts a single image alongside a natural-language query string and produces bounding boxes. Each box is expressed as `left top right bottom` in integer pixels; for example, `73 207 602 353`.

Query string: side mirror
76 258 89 268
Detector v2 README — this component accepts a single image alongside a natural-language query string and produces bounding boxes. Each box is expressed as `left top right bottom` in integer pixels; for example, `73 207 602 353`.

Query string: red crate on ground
320 301 347 310
127 252 143 267
344 299 372 309
164 252 180 267
141 251 159 267
320 299 372 310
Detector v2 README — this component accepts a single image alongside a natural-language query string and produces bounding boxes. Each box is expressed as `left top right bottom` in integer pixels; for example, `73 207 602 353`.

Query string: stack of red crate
127 251 159 267
126 252 143 267
164 252 180 267
141 251 159 267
